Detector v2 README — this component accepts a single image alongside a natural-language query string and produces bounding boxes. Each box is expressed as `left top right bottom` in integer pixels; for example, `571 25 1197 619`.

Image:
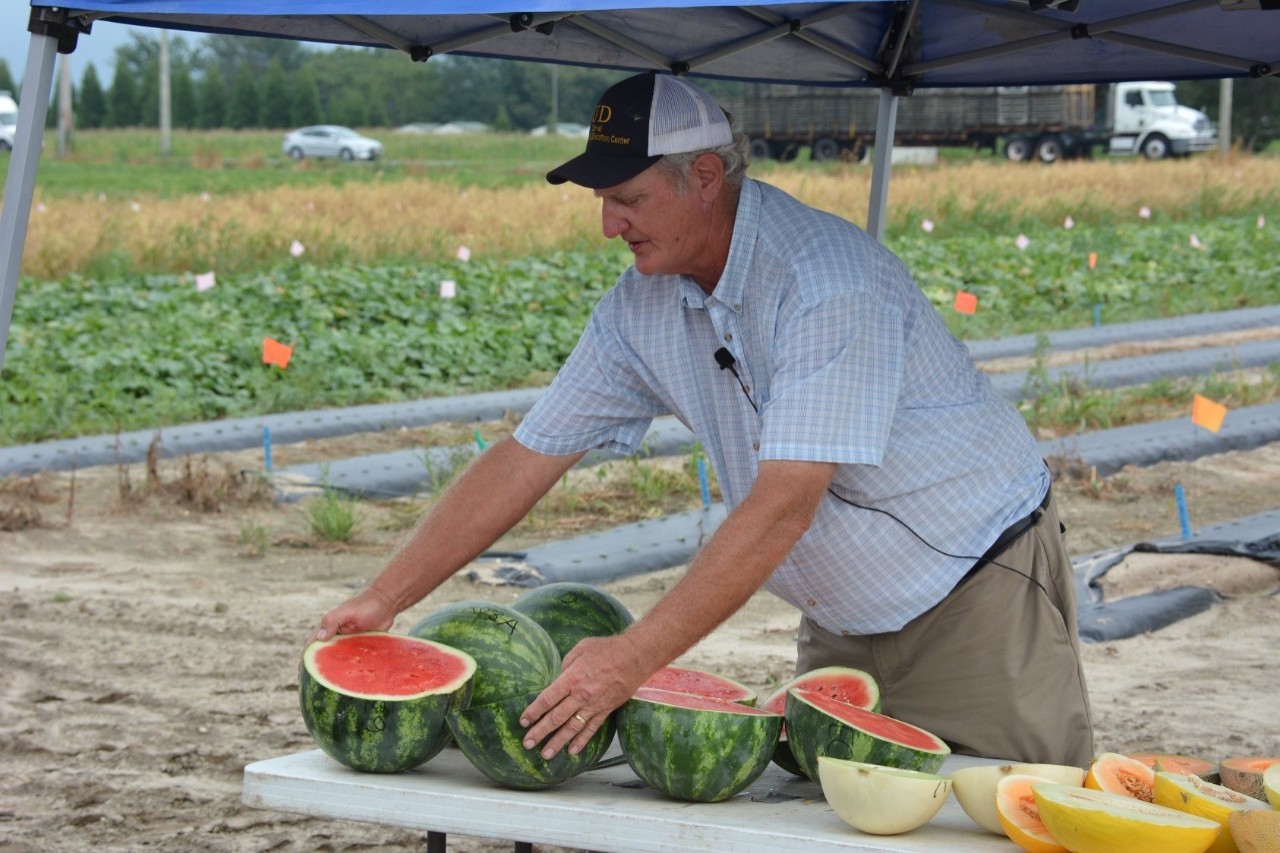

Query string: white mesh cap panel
647 75 733 155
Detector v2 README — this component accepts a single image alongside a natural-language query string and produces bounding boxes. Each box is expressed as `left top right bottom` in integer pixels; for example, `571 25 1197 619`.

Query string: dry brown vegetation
18 154 1280 280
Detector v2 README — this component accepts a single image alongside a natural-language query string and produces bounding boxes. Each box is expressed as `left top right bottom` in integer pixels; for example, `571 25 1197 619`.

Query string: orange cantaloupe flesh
1219 756 1280 802
1086 752 1156 802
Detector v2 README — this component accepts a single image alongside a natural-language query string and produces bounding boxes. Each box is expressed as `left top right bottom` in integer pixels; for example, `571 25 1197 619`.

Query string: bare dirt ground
2 430 1279 852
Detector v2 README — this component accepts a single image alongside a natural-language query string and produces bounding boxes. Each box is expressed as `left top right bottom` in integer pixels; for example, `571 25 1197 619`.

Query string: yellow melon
995 774 1069 853
951 762 1086 834
1153 771 1271 853
1034 783 1222 853
1263 764 1279 809
1086 751 1156 801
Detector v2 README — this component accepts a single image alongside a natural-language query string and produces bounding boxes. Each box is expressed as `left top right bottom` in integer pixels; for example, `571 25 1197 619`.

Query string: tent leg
0 30 60 374
866 87 899 244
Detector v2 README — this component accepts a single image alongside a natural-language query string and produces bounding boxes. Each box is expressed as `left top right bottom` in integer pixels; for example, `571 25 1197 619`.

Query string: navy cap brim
546 150 663 189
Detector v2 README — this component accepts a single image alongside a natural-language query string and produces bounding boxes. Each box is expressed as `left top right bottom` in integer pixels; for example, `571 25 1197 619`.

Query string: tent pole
0 30 59 374
866 87 899 244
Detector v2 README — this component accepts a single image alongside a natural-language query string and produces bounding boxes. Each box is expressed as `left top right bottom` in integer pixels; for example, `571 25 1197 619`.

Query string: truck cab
0 90 19 152
1107 81 1217 160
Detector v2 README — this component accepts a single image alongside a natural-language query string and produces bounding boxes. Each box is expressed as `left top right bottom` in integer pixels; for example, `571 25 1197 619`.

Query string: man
313 72 1093 767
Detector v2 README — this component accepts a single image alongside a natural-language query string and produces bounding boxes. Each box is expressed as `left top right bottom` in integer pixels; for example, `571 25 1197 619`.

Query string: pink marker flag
921 219 935 233
954 291 978 315
456 245 472 262
195 271 216 291
290 240 305 258
440 280 457 299
1063 215 1074 230
1015 234 1030 251
1189 233 1203 250
1139 206 1152 219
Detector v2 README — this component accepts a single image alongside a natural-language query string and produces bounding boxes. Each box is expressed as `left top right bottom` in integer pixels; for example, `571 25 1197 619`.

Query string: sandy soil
2 435 1278 852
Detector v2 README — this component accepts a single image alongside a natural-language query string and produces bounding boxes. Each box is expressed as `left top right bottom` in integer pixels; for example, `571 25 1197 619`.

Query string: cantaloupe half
1228 809 1280 853
1153 771 1271 853
1219 756 1280 802
951 762 1086 834
1263 764 1280 809
995 774 1069 853
1129 752 1218 781
817 757 951 835
1086 751 1156 801
1034 783 1222 853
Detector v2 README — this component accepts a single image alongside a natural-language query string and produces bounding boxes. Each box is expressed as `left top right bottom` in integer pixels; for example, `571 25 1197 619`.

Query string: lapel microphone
714 347 758 412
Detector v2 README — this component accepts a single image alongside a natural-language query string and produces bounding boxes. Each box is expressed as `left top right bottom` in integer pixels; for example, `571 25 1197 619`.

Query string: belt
963 485 1052 580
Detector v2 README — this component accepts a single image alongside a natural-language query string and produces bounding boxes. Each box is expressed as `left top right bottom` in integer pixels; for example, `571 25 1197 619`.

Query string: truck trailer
726 81 1217 164
0 90 20 152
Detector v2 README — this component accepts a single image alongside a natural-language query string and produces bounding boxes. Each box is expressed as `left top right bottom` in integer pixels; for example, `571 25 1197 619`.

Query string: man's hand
519 633 649 759
307 586 397 645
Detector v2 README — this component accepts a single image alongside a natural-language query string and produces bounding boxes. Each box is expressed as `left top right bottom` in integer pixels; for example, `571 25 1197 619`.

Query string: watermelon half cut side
617 687 782 803
761 667 881 777
784 688 950 782
300 632 476 773
511 581 634 659
447 692 616 790
639 664 757 706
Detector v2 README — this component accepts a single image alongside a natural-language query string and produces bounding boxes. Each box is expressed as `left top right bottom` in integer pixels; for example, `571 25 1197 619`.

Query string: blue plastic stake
474 430 488 451
1094 303 1102 327
1174 483 1192 540
263 426 273 472
697 457 711 510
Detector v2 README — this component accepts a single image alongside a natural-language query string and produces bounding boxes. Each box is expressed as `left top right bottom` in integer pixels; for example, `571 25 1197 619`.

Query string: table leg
513 843 532 853
427 831 446 853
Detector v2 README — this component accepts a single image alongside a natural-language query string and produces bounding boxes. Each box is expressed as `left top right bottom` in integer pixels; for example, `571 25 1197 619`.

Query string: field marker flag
1063 215 1074 230
1088 252 1098 270
921 218 934 233
1139 206 1152 219
456 245 472 262
1189 233 1204 250
1259 215 1266 229
954 291 978 315
263 337 293 370
1015 234 1030 251
440 280 457 299
195 271 216 291
1191 394 1227 433
290 240 305 258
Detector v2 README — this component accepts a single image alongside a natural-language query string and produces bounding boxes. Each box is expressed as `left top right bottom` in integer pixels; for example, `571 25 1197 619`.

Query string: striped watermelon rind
447 692 616 790
408 600 561 708
761 667 881 777
618 687 782 803
299 632 476 773
511 582 634 659
784 688 950 781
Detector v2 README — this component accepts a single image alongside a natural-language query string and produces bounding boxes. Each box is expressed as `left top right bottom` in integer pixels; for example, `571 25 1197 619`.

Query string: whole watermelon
618 687 781 803
408 600 561 707
511 582 634 658
299 631 476 773
447 692 616 790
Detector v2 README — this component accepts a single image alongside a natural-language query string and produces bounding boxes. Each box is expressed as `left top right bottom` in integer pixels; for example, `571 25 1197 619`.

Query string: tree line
0 31 1274 148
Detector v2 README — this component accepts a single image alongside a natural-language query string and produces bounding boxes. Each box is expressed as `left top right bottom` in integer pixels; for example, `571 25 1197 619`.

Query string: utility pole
56 53 72 156
1218 78 1233 157
549 64 558 134
159 29 171 157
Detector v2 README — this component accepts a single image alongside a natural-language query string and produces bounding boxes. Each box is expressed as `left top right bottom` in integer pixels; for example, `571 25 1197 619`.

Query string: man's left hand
519 632 648 759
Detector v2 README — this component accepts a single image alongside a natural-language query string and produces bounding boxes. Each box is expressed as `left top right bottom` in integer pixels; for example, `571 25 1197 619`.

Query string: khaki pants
796 493 1094 766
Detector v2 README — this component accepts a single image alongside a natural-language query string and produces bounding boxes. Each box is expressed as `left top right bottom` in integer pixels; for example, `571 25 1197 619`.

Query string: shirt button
806 599 817 608
742 385 750 394
733 304 742 311
752 442 760 451
723 333 733 342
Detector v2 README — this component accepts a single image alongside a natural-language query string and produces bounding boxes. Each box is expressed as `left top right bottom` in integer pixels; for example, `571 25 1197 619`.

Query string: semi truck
725 81 1217 164
0 90 20 152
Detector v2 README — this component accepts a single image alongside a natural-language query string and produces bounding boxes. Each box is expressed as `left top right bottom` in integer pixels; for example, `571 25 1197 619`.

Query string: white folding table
243 747 1020 851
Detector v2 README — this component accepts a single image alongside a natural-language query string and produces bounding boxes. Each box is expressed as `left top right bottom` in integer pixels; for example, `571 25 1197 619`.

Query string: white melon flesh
818 757 952 835
950 761 1087 834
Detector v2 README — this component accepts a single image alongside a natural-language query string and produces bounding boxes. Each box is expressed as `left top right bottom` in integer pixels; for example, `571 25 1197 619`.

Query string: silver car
282 125 383 161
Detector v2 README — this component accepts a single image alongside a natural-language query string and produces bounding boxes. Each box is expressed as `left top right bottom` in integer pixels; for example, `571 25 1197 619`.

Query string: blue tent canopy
2 1 1278 369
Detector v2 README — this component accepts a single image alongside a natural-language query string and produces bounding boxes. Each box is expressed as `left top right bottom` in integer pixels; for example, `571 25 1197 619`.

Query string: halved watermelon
784 688 950 781
300 631 476 773
639 664 756 705
761 667 880 777
447 692 615 790
511 581 633 659
618 687 782 803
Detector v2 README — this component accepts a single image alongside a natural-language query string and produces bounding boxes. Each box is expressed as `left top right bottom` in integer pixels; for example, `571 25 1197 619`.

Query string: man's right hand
308 586 397 645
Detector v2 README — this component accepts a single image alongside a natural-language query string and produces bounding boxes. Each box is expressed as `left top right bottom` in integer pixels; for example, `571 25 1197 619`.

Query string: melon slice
952 762 1086 834
995 773 1068 853
1264 764 1280 809
819 757 951 835
1129 752 1218 781
1153 771 1270 853
640 664 757 705
784 688 949 781
1086 751 1156 801
761 667 879 777
1229 809 1280 853
1219 756 1280 803
1034 783 1222 853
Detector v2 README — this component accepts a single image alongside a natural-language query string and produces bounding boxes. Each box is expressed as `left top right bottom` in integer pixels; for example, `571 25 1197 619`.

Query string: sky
1 9 181 91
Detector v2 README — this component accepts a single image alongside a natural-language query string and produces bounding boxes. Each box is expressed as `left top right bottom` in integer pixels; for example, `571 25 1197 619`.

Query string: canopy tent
2 0 1278 371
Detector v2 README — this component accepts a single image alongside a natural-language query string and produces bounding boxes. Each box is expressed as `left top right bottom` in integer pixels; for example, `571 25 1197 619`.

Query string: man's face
594 161 717 283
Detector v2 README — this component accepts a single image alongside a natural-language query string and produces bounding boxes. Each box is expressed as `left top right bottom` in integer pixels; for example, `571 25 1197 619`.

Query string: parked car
282 126 383 161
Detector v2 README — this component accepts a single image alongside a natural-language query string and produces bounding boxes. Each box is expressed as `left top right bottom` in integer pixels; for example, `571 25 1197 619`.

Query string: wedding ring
572 713 588 726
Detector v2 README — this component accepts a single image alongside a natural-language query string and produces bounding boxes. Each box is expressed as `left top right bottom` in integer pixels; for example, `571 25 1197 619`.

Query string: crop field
2 130 1279 446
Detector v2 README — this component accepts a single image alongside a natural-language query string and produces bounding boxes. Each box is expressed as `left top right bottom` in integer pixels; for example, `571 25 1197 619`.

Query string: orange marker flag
1191 394 1227 433
263 337 293 370
1088 252 1098 270
953 291 978 315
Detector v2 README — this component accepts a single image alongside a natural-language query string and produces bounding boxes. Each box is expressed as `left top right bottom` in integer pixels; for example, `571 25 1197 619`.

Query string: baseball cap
546 72 732 189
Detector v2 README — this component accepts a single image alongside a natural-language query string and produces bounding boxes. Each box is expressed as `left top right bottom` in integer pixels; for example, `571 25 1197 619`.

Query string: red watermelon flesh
640 665 756 705
310 632 474 698
634 687 778 715
762 666 880 715
796 689 943 750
